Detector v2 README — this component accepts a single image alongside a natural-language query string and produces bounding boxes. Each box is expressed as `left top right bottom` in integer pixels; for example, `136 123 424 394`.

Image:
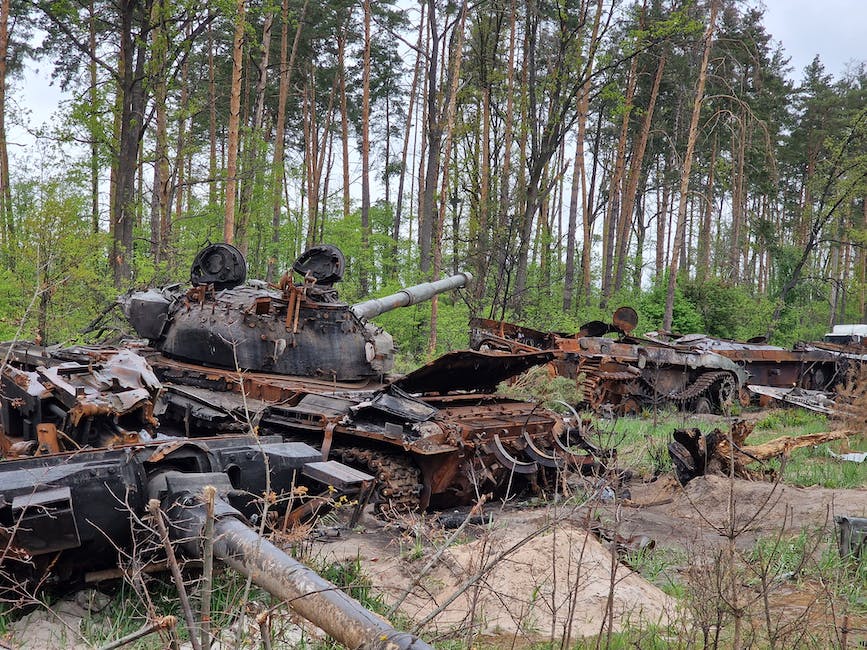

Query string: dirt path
595 474 867 550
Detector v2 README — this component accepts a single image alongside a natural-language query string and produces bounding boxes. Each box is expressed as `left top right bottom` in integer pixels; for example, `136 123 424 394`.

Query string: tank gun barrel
350 272 472 320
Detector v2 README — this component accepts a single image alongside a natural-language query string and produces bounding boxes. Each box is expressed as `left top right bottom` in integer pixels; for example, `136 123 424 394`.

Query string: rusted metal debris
0 243 613 621
747 385 840 415
668 420 859 485
471 308 867 416
670 334 866 399
471 309 746 415
835 516 867 560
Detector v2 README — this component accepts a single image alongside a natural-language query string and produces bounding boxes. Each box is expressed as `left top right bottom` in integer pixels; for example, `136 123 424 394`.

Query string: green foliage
316 557 388 616
779 442 867 489
681 279 774 340
3 175 112 344
754 408 827 431
638 280 703 334
373 297 470 367
496 365 583 411
623 545 687 598
594 414 718 477
770 300 832 347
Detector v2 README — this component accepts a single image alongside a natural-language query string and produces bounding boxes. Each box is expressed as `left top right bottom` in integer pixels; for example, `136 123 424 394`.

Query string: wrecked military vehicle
668 334 847 395
0 341 441 650
118 243 602 512
0 341 372 576
470 308 747 415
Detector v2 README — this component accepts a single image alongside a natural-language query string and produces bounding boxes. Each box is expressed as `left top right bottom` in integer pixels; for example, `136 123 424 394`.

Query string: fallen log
668 420 862 485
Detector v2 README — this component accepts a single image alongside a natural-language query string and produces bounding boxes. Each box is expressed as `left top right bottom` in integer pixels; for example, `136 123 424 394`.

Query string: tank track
582 364 736 414
639 370 734 405
337 447 422 514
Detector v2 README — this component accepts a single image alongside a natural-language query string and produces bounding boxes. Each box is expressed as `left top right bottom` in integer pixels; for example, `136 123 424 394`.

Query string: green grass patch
590 408 867 488
622 545 687 598
80 572 275 648
589 413 721 477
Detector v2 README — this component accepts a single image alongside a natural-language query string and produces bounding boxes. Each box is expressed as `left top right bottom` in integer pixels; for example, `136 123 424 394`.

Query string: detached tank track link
336 446 423 514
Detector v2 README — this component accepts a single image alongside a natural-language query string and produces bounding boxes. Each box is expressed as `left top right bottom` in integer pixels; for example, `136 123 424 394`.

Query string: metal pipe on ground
212 518 432 650
156 471 432 650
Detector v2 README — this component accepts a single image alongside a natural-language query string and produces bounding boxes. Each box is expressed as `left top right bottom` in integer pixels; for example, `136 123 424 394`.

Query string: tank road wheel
337 447 423 516
691 396 713 415
715 374 737 412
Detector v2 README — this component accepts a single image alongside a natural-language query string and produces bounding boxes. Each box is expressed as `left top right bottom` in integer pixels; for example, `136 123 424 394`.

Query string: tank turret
117 244 607 516
121 243 470 381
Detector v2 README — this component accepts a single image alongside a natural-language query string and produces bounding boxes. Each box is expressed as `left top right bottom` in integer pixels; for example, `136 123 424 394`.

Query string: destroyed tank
471 307 747 415
0 341 438 649
120 244 603 512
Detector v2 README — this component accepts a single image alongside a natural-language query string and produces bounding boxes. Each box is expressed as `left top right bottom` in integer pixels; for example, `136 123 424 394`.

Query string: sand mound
320 517 681 642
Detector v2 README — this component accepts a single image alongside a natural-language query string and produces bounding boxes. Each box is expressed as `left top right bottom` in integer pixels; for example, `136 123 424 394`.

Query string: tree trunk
564 122 581 312
0 0 12 263
112 0 150 287
697 132 717 281
236 10 272 256
491 0 518 314
614 50 666 293
338 25 350 220
601 54 637 302
208 11 218 208
429 0 467 354
88 0 99 234
663 0 718 332
267 0 306 282
170 20 190 271
729 114 747 282
584 97 605 302
149 0 169 264
360 0 371 294
392 2 425 280
418 0 443 277
224 0 245 245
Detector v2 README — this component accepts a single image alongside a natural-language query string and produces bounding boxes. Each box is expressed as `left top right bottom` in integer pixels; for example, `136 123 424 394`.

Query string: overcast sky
757 0 865 81
10 1 867 147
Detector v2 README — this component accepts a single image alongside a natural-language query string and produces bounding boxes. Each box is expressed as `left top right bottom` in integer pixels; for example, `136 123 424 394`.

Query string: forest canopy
0 0 865 361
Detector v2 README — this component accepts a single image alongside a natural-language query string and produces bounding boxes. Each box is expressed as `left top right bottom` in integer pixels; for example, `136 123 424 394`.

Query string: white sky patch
757 0 865 81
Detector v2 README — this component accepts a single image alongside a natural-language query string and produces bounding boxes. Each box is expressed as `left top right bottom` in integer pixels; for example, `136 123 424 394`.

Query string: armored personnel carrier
471 308 747 415
119 244 602 512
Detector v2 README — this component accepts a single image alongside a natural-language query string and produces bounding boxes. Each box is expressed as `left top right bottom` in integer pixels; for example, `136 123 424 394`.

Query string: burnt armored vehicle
471 307 747 415
0 341 433 649
120 244 600 511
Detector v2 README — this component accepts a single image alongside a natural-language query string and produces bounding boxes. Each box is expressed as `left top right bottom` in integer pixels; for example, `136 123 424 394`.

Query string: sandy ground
4 471 865 648
313 513 681 643
596 473 867 550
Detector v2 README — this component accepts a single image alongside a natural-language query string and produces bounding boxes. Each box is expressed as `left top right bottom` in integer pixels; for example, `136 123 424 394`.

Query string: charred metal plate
354 385 437 421
190 243 247 289
11 486 80 554
393 350 555 395
302 461 373 489
293 394 355 417
292 244 345 284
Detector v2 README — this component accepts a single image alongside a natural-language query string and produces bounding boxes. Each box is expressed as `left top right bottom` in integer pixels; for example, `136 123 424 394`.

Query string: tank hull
470 316 746 415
